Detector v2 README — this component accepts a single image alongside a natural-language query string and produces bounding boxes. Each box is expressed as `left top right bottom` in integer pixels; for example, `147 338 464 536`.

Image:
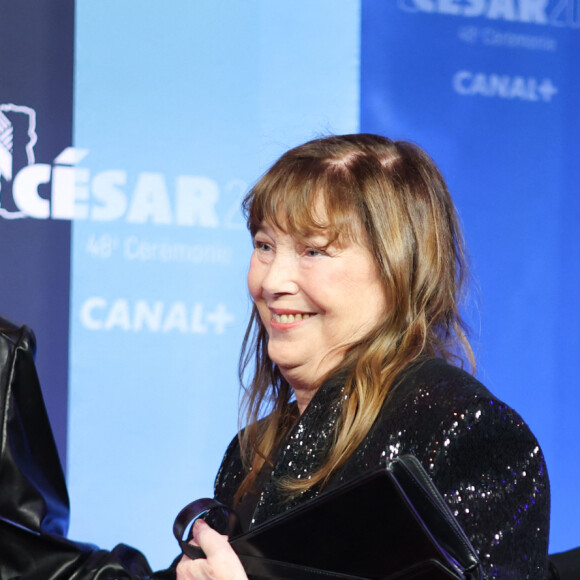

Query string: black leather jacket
0 317 159 579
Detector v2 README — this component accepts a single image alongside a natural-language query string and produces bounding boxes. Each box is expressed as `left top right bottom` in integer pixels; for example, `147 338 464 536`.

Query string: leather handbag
174 454 483 580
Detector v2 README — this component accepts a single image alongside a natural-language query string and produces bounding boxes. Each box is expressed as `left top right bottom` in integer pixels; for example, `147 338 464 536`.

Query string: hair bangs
244 157 364 246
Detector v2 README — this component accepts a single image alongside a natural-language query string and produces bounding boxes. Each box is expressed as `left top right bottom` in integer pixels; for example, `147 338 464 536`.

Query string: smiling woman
176 134 551 579
234 134 476 496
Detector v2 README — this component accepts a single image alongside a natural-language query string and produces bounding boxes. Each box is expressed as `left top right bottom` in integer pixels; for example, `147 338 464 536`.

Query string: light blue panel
70 0 359 569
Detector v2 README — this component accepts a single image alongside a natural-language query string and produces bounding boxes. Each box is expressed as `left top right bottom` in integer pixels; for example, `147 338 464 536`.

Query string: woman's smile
270 310 315 326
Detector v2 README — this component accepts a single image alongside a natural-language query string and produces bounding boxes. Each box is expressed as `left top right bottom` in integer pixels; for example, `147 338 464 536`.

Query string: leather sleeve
0 318 70 535
0 317 158 579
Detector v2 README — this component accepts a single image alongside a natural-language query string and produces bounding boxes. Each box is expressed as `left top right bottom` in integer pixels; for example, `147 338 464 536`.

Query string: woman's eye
254 240 272 252
306 248 326 258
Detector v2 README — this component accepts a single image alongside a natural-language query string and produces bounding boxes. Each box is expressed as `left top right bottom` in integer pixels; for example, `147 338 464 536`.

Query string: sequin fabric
214 358 550 579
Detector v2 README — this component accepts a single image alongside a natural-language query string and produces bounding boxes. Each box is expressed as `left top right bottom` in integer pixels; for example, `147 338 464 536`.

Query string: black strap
173 497 234 556
173 498 367 579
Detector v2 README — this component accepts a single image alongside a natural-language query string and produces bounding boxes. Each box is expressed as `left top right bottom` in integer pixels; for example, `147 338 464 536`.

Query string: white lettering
12 163 51 218
80 297 107 330
51 166 90 220
480 27 557 50
72 168 91 220
408 0 436 11
399 0 554 24
134 300 163 332
91 170 128 221
488 0 517 21
549 0 570 25
2 144 237 227
79 298 233 334
453 70 558 102
105 299 132 331
510 76 537 99
537 78 558 100
191 303 208 333
223 179 248 229
124 236 152 261
452 70 473 94
176 176 220 227
487 74 511 97
471 73 489 95
86 233 119 259
54 147 89 165
122 235 232 264
162 302 189 333
440 0 461 15
0 142 12 181
464 0 487 16
520 0 549 22
127 173 172 224
206 304 235 334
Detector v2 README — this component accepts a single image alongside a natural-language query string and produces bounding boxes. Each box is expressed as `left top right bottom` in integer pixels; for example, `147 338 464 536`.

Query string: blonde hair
236 134 473 502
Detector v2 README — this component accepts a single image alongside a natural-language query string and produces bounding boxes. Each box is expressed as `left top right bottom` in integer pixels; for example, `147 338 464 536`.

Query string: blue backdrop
0 0 578 570
360 0 580 554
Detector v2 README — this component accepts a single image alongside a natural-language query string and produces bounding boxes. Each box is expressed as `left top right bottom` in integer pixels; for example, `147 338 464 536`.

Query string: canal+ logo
0 103 231 227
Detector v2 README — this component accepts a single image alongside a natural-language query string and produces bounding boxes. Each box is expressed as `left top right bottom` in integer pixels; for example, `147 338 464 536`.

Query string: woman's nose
261 253 299 296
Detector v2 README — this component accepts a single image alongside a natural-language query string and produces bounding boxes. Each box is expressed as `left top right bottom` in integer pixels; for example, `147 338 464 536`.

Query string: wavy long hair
235 134 473 502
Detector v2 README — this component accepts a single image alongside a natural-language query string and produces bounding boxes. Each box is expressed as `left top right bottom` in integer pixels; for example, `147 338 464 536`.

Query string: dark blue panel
0 0 75 468
361 0 580 552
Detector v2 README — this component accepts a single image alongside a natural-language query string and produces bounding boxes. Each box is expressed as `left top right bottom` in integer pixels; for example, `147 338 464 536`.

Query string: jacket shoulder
0 315 37 359
387 357 492 409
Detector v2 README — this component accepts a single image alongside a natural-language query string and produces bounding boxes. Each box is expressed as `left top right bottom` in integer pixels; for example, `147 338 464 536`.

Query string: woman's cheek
247 258 262 301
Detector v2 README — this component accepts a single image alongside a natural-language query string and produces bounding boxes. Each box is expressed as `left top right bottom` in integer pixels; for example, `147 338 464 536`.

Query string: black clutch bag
173 455 483 580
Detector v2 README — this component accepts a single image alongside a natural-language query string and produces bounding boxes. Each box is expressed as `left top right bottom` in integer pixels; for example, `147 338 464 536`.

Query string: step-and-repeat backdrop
1 0 578 569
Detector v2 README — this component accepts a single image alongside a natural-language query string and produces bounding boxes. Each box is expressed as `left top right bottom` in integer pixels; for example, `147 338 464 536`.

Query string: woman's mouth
271 312 314 324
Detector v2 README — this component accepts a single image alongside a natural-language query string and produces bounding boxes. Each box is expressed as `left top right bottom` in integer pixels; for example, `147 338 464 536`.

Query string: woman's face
248 218 388 409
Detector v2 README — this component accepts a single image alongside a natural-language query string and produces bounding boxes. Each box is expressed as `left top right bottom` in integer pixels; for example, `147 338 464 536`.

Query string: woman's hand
175 519 248 580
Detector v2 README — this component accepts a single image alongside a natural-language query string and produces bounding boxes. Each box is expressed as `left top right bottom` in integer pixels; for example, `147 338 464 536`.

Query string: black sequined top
214 358 550 579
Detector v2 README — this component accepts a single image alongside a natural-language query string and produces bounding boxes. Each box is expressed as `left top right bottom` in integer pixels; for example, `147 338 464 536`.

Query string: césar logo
398 0 579 27
0 103 243 228
0 103 91 220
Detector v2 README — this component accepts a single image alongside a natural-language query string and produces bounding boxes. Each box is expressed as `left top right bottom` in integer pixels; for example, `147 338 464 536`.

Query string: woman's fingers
175 555 214 580
175 519 248 580
193 520 247 579
192 519 230 557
